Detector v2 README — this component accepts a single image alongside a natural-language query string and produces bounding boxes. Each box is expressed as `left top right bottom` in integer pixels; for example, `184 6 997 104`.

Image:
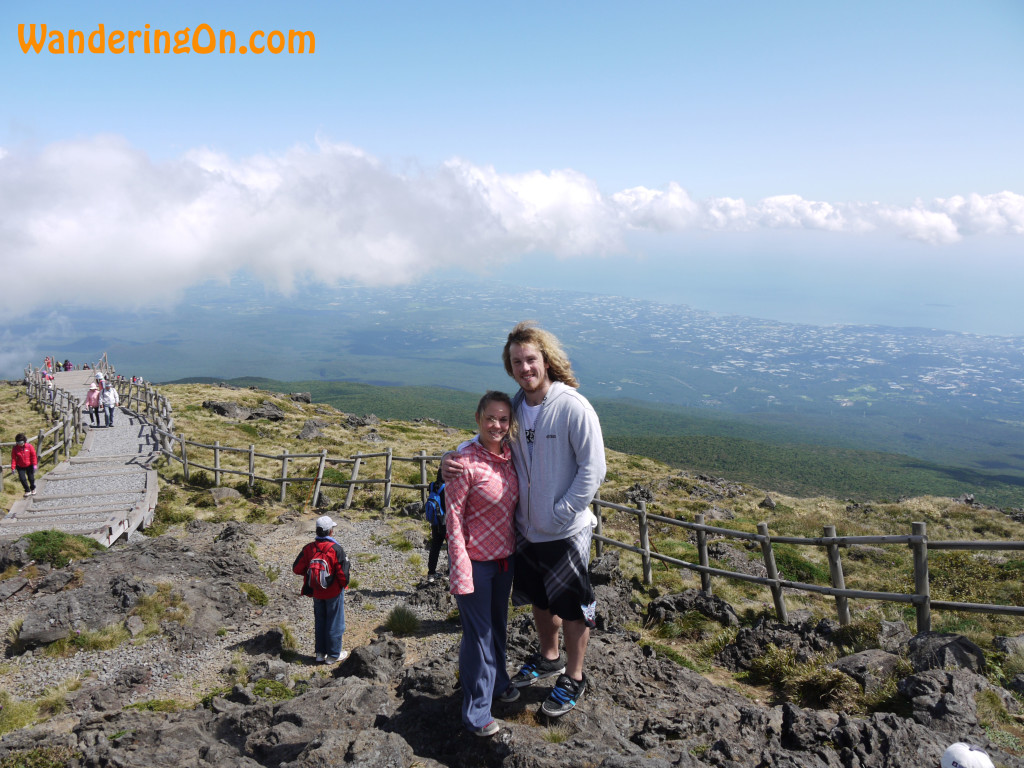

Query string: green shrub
239 582 269 606
253 679 294 701
383 604 420 636
188 470 214 489
23 531 101 568
131 583 189 635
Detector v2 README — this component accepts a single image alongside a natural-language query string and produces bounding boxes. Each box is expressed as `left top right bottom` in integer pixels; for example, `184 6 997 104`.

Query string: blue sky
2 1 1023 336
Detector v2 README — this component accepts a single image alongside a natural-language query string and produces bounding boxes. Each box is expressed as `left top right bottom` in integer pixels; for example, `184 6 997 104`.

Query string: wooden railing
592 498 1024 633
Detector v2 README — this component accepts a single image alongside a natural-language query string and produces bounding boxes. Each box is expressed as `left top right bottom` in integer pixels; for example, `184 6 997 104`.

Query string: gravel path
0 514 459 705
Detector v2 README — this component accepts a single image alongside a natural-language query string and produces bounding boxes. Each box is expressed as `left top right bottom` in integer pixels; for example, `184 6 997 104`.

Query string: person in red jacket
292 515 351 664
10 434 38 498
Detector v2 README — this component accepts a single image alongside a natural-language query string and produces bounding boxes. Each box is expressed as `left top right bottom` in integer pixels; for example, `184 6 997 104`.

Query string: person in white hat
941 742 995 768
292 515 351 663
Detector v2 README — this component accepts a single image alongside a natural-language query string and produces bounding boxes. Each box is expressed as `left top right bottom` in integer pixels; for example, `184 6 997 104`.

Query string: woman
446 391 520 737
100 381 120 427
85 382 102 426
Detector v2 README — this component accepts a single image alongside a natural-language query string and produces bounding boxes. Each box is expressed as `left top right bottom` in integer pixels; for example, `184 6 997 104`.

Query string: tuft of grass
239 582 269 606
124 699 184 712
43 625 130 657
0 691 37 737
0 746 81 768
279 623 298 652
131 583 190 636
383 604 421 636
542 725 570 743
23 530 102 569
253 679 295 701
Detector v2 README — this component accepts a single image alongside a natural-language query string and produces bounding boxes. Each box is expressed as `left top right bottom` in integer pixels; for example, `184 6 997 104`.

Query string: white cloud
0 135 1020 317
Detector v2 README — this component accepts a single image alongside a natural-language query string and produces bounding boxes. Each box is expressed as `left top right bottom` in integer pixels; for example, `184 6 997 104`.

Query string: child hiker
293 515 351 664
10 434 39 498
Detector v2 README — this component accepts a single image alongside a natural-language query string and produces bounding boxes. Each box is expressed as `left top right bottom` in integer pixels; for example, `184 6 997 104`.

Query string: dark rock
210 487 243 505
993 634 1024 655
829 649 902 695
625 483 654 504
297 420 325 440
249 401 285 421
647 589 740 628
290 392 312 403
202 400 253 420
898 668 1018 739
343 635 406 682
239 627 287 656
878 620 913 653
907 632 986 674
346 414 380 428
759 494 777 509
0 537 31 569
0 575 29 600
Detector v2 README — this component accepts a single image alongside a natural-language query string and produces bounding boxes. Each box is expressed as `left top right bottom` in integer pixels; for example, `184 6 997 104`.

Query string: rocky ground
2 512 1024 767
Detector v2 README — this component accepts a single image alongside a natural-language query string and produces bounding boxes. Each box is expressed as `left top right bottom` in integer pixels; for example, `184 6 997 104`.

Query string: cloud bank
0 135 1021 317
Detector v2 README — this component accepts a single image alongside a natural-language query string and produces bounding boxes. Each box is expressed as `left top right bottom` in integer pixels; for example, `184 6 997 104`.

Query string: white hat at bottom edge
315 515 336 531
941 743 994 768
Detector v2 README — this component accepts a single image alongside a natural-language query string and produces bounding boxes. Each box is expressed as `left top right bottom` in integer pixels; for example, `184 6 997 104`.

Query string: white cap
942 743 994 768
315 515 336 531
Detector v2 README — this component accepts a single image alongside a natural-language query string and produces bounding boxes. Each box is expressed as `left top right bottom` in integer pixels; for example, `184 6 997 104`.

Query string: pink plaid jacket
446 439 518 595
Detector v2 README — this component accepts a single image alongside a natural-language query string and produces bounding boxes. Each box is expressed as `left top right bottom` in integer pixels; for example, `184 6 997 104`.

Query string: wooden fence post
696 513 712 595
638 500 652 586
280 449 290 503
418 450 428 507
757 521 788 624
180 433 190 482
248 444 256 487
213 441 221 487
912 521 931 633
312 449 327 509
383 447 393 508
825 525 851 625
344 456 362 509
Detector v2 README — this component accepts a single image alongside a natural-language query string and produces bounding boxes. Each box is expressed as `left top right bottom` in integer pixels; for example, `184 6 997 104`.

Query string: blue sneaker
540 674 586 718
510 652 566 688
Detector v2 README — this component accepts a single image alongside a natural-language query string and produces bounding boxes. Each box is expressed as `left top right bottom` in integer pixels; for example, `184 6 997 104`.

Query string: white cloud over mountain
0 135 1021 316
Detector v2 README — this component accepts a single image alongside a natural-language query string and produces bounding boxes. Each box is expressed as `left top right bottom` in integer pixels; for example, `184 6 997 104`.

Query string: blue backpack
424 467 446 527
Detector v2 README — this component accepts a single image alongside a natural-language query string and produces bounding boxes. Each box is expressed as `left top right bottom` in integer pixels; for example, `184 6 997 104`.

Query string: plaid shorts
512 526 596 628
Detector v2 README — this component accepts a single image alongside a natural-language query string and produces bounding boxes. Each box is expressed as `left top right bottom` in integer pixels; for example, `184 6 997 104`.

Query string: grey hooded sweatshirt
510 380 606 544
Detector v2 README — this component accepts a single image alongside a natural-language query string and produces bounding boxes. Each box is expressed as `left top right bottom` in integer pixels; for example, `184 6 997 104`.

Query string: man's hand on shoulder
441 450 465 483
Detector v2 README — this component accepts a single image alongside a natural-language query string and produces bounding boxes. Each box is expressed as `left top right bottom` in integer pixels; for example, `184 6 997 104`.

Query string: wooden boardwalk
0 370 160 546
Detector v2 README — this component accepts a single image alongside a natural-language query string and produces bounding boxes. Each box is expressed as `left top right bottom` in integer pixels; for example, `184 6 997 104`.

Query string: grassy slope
166 376 1024 508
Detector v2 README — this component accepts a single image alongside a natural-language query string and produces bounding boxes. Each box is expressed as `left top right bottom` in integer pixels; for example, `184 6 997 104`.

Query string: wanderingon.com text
17 23 315 55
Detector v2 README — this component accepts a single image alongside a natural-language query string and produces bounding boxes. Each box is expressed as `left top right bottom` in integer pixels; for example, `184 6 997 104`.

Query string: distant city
11 276 1024 473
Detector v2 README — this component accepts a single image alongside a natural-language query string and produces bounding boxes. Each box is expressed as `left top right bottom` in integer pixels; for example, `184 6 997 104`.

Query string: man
445 321 606 717
293 515 351 664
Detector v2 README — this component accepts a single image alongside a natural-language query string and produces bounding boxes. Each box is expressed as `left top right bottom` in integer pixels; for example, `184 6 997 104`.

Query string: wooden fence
18 357 1024 634
592 498 1024 634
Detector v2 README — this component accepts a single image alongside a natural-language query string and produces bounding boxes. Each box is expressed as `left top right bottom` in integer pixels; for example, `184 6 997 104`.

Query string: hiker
10 433 39 498
63 359 72 371
100 381 120 427
445 391 519 737
292 515 350 664
426 484 447 583
443 321 606 719
85 382 102 426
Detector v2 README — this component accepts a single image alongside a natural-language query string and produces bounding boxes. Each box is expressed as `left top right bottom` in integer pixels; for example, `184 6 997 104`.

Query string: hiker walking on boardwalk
10 434 38 498
85 382 102 426
444 321 606 719
446 391 519 737
100 380 120 427
293 515 351 664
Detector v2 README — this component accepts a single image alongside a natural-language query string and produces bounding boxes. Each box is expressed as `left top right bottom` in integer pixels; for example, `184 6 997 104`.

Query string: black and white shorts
512 526 596 628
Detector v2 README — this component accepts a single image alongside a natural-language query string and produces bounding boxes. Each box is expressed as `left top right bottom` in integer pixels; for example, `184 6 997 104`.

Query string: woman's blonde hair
476 390 518 441
502 321 579 389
